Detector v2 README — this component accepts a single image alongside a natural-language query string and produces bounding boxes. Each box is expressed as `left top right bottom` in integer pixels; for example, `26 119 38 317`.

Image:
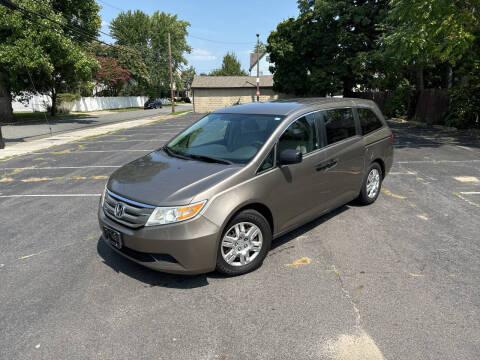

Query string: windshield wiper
163 145 190 160
185 153 232 165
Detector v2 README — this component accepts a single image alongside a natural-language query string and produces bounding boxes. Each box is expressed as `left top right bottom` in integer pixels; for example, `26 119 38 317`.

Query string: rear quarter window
358 108 384 135
323 108 356 145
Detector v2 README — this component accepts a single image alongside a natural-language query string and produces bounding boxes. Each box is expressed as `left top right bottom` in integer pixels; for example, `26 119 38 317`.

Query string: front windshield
166 113 284 164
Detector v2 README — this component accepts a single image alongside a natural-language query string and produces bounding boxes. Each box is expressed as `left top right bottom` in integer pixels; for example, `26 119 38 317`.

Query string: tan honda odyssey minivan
99 98 393 275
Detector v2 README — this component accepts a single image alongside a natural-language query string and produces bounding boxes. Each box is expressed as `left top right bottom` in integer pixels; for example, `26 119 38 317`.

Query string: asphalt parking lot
1 114 479 360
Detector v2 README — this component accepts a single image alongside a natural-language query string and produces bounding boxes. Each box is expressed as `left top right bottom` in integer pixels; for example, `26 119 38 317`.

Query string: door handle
327 159 338 169
315 159 338 172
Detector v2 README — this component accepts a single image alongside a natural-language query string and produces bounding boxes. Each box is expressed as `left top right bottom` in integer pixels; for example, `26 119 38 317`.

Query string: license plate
103 226 123 249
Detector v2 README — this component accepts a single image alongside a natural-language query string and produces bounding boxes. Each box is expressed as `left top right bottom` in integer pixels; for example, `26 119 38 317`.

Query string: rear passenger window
323 108 356 144
358 108 383 135
278 115 318 155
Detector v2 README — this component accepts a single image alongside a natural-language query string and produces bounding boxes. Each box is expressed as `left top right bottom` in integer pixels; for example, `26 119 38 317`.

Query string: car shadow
96 237 210 289
388 121 480 150
97 205 350 287
270 205 349 251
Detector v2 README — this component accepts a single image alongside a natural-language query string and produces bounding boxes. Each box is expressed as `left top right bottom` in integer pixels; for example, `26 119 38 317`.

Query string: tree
94 57 130 96
0 0 100 119
109 10 191 97
89 42 151 96
210 52 248 76
179 66 196 92
254 40 267 54
382 0 477 91
268 0 388 96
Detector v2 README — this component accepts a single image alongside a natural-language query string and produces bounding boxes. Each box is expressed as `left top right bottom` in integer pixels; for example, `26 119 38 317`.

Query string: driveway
0 115 479 359
2 104 192 144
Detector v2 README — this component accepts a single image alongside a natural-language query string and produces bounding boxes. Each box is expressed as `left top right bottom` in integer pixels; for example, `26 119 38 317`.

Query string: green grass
13 112 85 123
169 110 192 116
104 107 143 113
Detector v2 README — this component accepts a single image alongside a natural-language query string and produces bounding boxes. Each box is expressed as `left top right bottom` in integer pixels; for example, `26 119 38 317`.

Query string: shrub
384 80 415 119
447 60 480 129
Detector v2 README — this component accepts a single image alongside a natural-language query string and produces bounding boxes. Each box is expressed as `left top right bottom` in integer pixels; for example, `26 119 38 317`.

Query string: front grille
103 190 155 228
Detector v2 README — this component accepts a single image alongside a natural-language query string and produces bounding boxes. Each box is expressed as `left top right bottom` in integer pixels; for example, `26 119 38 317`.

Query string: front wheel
216 210 271 276
358 162 383 205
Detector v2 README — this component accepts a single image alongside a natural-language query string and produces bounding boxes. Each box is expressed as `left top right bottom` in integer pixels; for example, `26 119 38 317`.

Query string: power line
97 0 123 12
29 0 116 40
94 0 257 46
2 0 144 60
188 34 255 45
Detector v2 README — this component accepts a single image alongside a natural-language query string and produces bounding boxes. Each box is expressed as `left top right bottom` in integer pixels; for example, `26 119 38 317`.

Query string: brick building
191 75 280 113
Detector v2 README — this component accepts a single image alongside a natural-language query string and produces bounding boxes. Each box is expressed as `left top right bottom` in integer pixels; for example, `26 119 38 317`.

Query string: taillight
390 134 394 142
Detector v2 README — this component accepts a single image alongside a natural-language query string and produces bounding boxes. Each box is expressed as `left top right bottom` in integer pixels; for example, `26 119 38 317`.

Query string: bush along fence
353 89 450 126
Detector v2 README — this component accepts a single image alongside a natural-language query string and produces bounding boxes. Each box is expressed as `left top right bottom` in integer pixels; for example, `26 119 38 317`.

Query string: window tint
258 148 275 173
278 115 318 155
358 108 383 135
323 108 356 144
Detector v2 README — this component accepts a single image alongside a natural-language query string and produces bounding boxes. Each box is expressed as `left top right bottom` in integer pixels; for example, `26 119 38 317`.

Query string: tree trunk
416 67 424 91
0 72 14 149
50 88 57 117
447 66 453 89
342 77 355 98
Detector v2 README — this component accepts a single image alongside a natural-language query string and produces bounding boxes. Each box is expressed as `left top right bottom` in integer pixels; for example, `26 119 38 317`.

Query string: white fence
12 94 51 112
12 95 149 112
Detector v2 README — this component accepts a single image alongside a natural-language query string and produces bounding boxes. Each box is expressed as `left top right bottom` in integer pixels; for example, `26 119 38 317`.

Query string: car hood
107 149 242 206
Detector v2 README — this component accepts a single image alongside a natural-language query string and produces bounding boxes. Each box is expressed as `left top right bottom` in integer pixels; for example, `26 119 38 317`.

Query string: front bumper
98 207 220 274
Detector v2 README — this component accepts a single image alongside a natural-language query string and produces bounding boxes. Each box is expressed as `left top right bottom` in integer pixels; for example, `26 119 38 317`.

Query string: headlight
100 186 107 207
145 200 207 226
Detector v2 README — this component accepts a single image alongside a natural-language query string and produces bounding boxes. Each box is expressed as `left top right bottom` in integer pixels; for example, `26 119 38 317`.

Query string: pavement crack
332 265 362 329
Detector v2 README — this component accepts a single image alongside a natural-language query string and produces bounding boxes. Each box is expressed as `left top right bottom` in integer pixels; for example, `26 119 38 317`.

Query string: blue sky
98 0 299 74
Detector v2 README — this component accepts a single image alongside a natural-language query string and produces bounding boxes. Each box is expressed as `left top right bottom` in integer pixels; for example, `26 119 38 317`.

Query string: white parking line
397 160 480 164
460 191 480 195
76 139 170 143
31 150 153 154
1 166 119 170
0 194 101 198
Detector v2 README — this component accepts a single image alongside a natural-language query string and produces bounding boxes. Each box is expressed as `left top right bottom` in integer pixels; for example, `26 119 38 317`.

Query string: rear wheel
216 210 271 276
358 162 382 205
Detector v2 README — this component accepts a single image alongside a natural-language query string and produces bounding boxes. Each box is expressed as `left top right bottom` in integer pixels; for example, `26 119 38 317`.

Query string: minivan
99 98 393 275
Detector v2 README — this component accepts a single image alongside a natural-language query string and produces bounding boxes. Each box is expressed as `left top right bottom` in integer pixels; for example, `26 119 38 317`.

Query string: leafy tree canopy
0 0 100 117
109 10 191 96
382 0 477 67
254 40 267 54
268 0 388 96
210 52 248 76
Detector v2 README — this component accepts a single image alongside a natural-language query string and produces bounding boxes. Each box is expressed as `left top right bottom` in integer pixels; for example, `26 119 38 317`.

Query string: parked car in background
99 98 394 276
144 98 163 109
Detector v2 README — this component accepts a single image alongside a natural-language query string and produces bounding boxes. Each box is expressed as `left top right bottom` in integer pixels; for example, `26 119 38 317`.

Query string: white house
249 53 273 76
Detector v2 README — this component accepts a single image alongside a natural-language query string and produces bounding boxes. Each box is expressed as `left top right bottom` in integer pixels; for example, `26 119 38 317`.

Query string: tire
358 162 383 205
216 209 272 276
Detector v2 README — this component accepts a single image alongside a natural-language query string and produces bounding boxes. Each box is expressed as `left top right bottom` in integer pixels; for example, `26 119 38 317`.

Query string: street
2 104 192 144
0 114 479 359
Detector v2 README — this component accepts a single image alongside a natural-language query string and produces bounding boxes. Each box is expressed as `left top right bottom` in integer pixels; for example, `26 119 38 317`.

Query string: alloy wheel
366 168 380 198
221 222 263 267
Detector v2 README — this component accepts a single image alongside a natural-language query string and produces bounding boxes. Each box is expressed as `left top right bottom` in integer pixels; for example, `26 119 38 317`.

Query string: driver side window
278 114 318 155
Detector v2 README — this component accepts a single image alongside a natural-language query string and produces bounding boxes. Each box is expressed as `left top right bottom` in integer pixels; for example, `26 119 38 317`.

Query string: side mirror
278 149 303 165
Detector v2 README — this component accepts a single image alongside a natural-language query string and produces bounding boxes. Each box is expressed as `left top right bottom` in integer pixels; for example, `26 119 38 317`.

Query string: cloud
189 49 217 61
101 20 109 28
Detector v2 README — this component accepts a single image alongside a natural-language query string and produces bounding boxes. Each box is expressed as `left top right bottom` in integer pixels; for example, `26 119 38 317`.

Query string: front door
269 113 331 233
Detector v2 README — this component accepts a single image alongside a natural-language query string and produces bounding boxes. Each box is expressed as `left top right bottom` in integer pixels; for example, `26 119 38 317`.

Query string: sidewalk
0 112 184 161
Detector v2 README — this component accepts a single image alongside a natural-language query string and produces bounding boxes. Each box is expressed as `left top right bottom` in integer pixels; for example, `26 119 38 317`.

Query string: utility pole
256 34 260 102
168 32 175 113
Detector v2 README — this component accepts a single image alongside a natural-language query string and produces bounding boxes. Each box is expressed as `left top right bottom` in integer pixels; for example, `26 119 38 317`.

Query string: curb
0 112 188 162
